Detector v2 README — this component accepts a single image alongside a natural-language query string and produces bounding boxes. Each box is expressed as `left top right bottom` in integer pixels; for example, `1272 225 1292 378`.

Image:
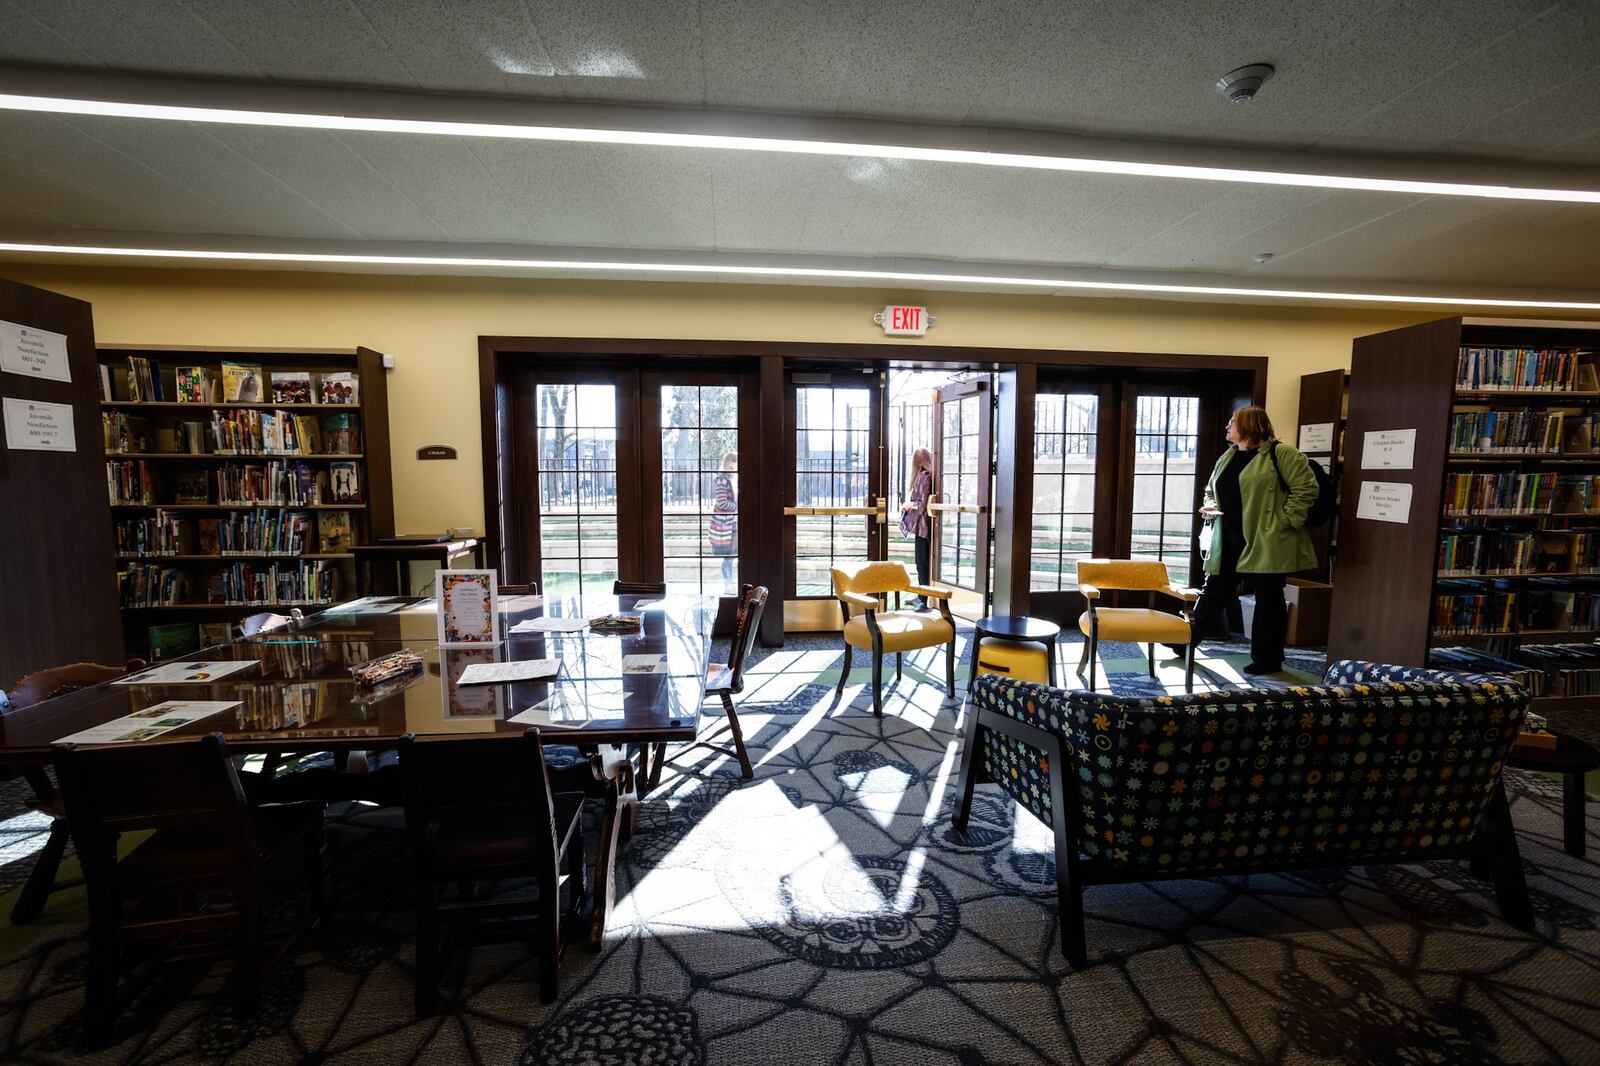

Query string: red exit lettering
891 307 921 331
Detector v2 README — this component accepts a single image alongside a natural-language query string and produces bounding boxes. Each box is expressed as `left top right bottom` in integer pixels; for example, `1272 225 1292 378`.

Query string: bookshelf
97 345 394 659
1296 369 1348 583
1327 317 1600 714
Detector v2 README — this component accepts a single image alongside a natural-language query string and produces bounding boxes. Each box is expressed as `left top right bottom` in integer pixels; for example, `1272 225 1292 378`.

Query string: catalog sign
874 305 934 337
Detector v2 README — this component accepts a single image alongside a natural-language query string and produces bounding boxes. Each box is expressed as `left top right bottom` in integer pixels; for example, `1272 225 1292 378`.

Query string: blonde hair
907 447 935 494
1231 406 1274 446
722 451 738 471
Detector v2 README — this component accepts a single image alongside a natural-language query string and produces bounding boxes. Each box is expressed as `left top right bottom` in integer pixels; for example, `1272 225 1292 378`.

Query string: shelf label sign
874 305 934 337
2 396 75 452
1356 480 1412 524
1361 428 1416 470
0 319 70 383
1297 421 1334 454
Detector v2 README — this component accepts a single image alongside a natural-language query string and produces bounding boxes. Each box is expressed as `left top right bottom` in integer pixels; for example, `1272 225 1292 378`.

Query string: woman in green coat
1190 406 1319 674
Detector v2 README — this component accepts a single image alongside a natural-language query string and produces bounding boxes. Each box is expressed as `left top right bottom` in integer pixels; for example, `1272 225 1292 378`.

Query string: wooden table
1508 732 1600 858
0 593 714 944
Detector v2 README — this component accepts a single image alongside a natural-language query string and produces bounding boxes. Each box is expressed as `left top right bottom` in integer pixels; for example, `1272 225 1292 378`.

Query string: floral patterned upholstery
971 660 1528 876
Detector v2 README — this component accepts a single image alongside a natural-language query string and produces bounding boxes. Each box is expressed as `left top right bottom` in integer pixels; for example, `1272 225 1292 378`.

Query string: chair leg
1059 878 1088 968
303 821 327 919
896 651 903 682
952 701 984 835
872 652 884 717
1476 778 1534 930
721 692 753 780
537 869 561 1003
12 819 70 925
414 884 440 1017
945 638 956 696
1185 642 1196 694
1147 643 1156 678
1076 639 1089 675
1086 636 1098 692
84 887 120 1047
232 877 263 1020
648 742 666 789
835 644 853 695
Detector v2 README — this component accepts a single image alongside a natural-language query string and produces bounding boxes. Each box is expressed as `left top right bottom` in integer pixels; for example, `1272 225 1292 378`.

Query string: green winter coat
1201 439 1319 575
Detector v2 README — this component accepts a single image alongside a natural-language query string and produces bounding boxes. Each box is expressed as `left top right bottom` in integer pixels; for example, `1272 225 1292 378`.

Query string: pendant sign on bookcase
2 396 75 451
0 318 71 382
874 305 934 337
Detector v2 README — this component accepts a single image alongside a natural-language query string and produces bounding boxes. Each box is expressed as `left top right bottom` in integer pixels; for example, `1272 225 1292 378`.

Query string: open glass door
930 380 993 610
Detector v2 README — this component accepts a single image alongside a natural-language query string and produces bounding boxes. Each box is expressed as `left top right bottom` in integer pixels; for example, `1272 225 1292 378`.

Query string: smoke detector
1216 64 1275 103
1253 252 1275 264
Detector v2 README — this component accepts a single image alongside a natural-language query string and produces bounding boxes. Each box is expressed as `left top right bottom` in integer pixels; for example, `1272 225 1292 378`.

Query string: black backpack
1268 443 1338 528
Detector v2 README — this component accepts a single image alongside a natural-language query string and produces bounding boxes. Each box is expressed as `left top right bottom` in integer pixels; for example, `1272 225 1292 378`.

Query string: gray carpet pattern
0 634 1595 1064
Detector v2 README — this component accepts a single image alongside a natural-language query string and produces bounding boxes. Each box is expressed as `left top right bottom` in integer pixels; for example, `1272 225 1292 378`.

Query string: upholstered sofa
952 660 1533 965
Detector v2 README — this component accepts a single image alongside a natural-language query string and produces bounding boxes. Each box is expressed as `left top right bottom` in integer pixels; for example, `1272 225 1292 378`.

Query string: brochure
57 700 238 744
456 659 560 686
114 659 258 685
621 653 668 675
510 615 589 634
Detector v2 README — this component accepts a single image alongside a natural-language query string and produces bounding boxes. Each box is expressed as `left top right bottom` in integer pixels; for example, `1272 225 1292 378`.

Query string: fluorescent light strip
5 241 1600 310
2 92 1599 204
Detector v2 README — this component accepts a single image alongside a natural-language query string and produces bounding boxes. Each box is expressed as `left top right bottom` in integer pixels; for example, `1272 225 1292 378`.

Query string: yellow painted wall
0 262 1502 534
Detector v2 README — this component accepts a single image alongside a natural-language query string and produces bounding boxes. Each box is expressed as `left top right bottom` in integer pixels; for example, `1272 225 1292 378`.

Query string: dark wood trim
0 275 126 682
1296 368 1348 583
756 356 785 645
477 337 509 574
356 346 395 541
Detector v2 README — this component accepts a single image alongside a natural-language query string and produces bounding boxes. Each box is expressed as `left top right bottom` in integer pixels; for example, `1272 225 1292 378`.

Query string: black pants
1192 543 1287 669
914 535 931 586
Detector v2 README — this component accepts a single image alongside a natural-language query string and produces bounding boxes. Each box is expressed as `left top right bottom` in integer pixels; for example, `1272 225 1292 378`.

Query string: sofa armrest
1323 658 1527 692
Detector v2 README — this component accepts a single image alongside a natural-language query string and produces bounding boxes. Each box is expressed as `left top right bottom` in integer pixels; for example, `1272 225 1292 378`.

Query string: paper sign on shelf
1356 481 1413 524
1361 428 1416 470
0 319 71 382
2 396 75 452
1297 421 1334 454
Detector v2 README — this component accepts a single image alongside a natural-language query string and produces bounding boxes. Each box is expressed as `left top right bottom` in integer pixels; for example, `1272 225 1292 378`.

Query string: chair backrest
613 580 668 596
52 734 254 868
499 583 539 596
830 561 911 599
238 610 301 638
724 585 769 694
1074 559 1171 594
5 660 144 710
399 728 560 876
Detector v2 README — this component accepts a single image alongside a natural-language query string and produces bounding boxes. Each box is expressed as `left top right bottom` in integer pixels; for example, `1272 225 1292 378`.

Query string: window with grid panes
660 384 740 595
536 383 618 597
794 385 871 596
1030 392 1099 590
1129 394 1200 586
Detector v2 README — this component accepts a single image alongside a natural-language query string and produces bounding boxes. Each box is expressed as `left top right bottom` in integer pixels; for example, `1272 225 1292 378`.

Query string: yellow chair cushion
831 560 912 597
843 611 954 653
1075 558 1171 593
1078 607 1191 643
974 637 1050 684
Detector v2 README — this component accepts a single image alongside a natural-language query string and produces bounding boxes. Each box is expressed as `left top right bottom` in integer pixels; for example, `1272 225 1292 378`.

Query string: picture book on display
222 361 264 403
271 371 314 404
320 371 359 405
318 510 353 552
176 366 216 403
329 462 362 502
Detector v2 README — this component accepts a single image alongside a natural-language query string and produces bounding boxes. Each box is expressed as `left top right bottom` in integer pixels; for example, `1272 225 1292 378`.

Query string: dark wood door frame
930 378 993 605
480 336 1267 644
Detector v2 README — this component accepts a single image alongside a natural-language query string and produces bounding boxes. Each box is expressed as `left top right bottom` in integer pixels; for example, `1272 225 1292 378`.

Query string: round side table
1507 732 1599 858
970 615 1061 687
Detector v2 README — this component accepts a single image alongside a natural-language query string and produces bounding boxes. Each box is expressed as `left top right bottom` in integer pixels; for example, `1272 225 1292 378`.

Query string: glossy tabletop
972 615 1061 641
0 594 715 756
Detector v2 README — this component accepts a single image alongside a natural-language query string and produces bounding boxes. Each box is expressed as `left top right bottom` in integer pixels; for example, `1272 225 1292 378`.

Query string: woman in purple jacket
900 448 935 608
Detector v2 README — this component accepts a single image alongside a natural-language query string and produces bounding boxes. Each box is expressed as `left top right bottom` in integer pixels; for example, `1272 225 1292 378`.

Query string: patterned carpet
0 630 1595 1064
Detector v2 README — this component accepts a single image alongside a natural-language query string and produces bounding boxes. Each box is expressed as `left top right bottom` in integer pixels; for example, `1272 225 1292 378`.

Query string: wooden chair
612 580 668 596
399 728 589 1015
52 734 324 1044
830 562 956 716
237 610 303 638
650 584 768 784
1075 559 1199 693
1 658 146 925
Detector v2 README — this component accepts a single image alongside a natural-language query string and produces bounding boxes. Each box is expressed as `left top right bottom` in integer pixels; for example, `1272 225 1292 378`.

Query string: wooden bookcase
1296 368 1349 583
97 345 393 658
1327 317 1600 713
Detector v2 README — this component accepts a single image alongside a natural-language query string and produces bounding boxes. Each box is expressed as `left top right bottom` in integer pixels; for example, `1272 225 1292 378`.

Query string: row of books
1441 471 1560 514
1520 585 1600 632
102 411 153 453
1516 642 1600 697
1448 409 1568 454
100 357 360 406
210 409 359 455
117 564 190 607
1432 589 1516 636
1436 530 1600 575
106 460 155 504
211 461 361 505
114 510 354 557
1428 646 1547 695
1455 347 1592 392
217 560 339 605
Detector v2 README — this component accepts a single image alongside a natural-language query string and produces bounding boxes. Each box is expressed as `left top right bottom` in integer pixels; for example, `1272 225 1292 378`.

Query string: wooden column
0 275 125 683
991 364 1036 616
756 355 785 646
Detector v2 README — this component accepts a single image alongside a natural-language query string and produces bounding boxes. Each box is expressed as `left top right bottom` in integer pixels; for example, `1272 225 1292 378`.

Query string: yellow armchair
1075 559 1198 693
830 561 957 715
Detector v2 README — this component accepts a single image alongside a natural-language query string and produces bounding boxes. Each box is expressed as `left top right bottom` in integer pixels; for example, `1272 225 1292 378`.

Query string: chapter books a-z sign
437 569 499 647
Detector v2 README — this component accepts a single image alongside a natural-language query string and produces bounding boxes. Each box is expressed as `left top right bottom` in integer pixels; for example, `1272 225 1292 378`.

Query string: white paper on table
114 659 259 685
622 653 668 675
2 396 75 452
456 659 560 686
509 690 597 726
511 616 590 633
57 700 238 745
324 596 403 613
1356 480 1413 524
631 599 664 610
1297 421 1334 453
1361 428 1417 470
0 320 71 382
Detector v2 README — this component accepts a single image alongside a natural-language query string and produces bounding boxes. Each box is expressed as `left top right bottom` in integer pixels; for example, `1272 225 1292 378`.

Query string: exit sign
874 305 934 337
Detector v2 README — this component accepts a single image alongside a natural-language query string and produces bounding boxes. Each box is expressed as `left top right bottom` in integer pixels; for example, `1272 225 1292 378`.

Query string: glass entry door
785 374 885 598
930 380 993 604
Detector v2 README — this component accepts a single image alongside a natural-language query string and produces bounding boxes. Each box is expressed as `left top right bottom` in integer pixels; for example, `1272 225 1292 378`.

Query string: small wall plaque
417 445 457 460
